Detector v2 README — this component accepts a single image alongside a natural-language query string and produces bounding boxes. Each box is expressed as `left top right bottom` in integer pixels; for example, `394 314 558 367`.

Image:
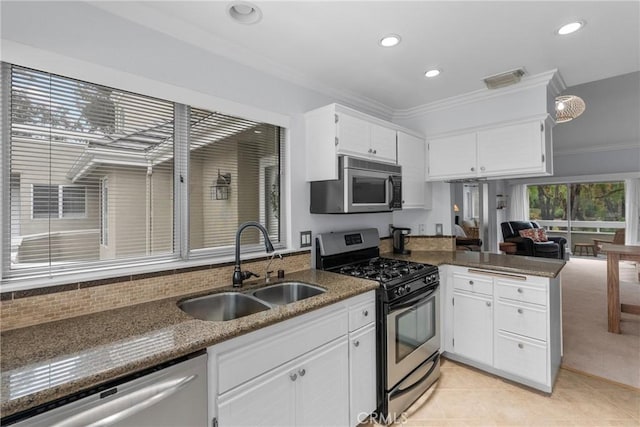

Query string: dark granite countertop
0 251 564 419
385 250 565 278
0 270 378 419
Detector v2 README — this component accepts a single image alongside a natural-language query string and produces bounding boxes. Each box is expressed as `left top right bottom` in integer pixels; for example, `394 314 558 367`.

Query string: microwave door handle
388 175 395 208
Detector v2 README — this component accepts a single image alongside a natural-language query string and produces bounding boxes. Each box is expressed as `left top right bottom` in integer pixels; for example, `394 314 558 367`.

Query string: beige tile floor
398 358 640 426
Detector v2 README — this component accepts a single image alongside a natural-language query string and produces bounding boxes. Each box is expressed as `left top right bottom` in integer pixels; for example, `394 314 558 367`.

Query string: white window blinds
188 108 284 253
6 65 175 277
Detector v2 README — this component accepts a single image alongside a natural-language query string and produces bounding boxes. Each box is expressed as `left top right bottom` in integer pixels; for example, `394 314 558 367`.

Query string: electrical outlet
418 224 426 235
435 223 443 235
300 230 312 248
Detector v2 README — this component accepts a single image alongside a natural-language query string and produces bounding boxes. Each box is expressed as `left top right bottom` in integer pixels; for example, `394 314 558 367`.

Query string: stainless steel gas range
315 228 440 424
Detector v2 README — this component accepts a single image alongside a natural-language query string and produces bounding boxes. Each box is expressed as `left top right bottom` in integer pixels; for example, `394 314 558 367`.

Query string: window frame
1 63 290 288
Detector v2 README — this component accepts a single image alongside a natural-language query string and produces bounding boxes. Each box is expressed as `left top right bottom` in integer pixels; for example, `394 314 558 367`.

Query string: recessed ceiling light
227 1 262 25
557 21 585 35
379 34 401 47
424 69 441 78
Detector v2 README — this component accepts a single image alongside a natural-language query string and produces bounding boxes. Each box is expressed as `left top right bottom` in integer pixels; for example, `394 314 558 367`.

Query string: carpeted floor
561 256 640 388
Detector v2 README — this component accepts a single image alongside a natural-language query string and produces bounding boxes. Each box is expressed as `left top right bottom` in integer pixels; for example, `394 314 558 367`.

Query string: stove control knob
405 285 411 293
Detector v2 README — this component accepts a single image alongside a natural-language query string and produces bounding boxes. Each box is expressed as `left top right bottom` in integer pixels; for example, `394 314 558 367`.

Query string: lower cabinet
348 323 376 426
452 291 493 366
442 265 561 393
208 291 376 427
218 338 348 427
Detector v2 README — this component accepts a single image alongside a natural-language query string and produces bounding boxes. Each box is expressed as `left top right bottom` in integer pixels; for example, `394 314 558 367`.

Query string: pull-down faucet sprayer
232 221 275 287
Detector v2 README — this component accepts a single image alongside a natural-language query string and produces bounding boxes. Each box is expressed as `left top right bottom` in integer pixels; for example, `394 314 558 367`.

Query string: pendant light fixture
555 95 586 123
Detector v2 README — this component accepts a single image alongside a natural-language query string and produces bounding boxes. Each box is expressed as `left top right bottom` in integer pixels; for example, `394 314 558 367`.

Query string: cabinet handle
486 301 491 307
373 149 377 154
289 373 297 381
469 280 474 285
368 148 372 153
471 167 475 172
517 288 524 293
480 166 485 171
517 308 523 314
354 340 360 347
363 310 369 317
518 343 524 349
298 369 306 377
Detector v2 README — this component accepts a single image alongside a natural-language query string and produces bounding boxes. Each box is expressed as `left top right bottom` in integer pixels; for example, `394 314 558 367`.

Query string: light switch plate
300 230 312 248
435 224 443 235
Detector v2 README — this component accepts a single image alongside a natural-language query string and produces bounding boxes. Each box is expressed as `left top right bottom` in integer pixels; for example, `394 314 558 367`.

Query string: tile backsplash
0 252 311 331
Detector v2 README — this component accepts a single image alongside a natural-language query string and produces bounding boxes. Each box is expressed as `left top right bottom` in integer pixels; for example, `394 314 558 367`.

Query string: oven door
345 167 395 213
386 286 440 388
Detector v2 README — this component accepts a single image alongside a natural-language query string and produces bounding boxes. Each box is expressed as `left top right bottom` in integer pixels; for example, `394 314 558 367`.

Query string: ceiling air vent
483 68 526 90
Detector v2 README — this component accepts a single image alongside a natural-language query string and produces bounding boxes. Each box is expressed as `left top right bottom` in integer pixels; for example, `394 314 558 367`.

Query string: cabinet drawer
495 332 547 385
453 273 493 296
496 280 547 306
349 300 375 332
495 301 547 341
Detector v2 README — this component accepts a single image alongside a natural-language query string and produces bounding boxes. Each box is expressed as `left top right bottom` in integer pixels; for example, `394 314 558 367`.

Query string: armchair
501 221 567 259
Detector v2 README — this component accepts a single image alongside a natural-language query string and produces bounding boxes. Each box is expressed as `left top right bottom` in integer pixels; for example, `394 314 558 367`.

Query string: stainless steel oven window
395 296 437 363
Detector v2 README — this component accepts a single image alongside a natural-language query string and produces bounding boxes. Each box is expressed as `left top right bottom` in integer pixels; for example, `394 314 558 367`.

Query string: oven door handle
389 353 440 400
390 287 437 312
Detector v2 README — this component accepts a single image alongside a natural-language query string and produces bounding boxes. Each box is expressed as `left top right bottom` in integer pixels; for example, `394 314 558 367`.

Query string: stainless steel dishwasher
8 352 207 427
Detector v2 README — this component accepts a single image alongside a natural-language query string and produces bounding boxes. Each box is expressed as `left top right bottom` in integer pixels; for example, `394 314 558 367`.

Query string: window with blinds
2 63 286 282
5 64 175 277
188 108 283 253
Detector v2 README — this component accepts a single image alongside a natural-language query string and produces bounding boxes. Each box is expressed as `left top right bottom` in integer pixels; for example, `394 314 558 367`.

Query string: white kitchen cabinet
208 291 375 427
442 265 561 393
426 116 552 181
452 290 493 366
305 103 398 181
346 293 377 425
398 131 432 209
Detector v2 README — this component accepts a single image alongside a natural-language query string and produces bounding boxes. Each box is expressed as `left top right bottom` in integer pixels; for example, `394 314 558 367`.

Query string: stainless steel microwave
310 156 402 214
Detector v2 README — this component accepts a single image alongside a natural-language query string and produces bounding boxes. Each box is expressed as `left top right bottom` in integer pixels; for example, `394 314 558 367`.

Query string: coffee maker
390 226 411 255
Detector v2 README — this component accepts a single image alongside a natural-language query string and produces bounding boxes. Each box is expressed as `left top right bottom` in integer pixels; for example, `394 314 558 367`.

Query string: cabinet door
453 291 493 366
370 123 397 163
398 132 427 209
349 324 377 426
297 338 350 427
217 364 296 427
477 121 545 176
336 113 371 158
427 133 477 180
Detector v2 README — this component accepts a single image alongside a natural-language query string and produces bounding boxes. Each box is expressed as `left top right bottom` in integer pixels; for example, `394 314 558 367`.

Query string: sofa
501 221 567 259
454 224 482 251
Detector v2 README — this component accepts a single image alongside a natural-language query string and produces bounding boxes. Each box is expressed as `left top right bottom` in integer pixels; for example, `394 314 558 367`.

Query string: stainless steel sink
178 292 271 321
250 282 326 305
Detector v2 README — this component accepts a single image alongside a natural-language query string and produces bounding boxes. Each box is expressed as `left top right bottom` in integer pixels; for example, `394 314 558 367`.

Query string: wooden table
574 242 596 256
603 244 640 333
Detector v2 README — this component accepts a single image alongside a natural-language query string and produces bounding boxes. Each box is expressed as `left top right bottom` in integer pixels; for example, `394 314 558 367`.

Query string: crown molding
90 2 394 120
392 69 563 121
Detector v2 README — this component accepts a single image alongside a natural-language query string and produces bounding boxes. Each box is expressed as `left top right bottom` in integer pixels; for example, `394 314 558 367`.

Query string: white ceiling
89 0 640 112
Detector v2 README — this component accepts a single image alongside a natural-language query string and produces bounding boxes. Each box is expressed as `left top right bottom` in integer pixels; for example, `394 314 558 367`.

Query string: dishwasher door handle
51 374 198 427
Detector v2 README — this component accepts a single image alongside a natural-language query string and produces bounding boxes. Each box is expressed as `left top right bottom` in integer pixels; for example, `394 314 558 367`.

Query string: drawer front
453 273 493 296
349 299 375 332
495 332 548 385
496 280 547 306
495 301 547 341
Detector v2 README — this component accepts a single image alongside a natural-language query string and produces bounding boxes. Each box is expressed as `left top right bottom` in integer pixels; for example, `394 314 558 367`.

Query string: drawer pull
354 340 360 347
486 301 491 307
289 373 298 381
363 310 369 317
517 308 523 314
469 280 474 285
517 288 524 293
298 368 306 377
518 343 524 349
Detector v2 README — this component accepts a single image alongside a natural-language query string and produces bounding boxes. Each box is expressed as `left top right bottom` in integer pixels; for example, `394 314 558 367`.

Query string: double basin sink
178 282 326 322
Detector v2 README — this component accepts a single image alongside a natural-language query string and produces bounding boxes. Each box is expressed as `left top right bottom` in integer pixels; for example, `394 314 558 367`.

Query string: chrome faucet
232 221 275 287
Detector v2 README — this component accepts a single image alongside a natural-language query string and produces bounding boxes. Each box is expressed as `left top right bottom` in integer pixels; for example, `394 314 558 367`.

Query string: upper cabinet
426 116 553 181
397 131 432 209
305 104 397 181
